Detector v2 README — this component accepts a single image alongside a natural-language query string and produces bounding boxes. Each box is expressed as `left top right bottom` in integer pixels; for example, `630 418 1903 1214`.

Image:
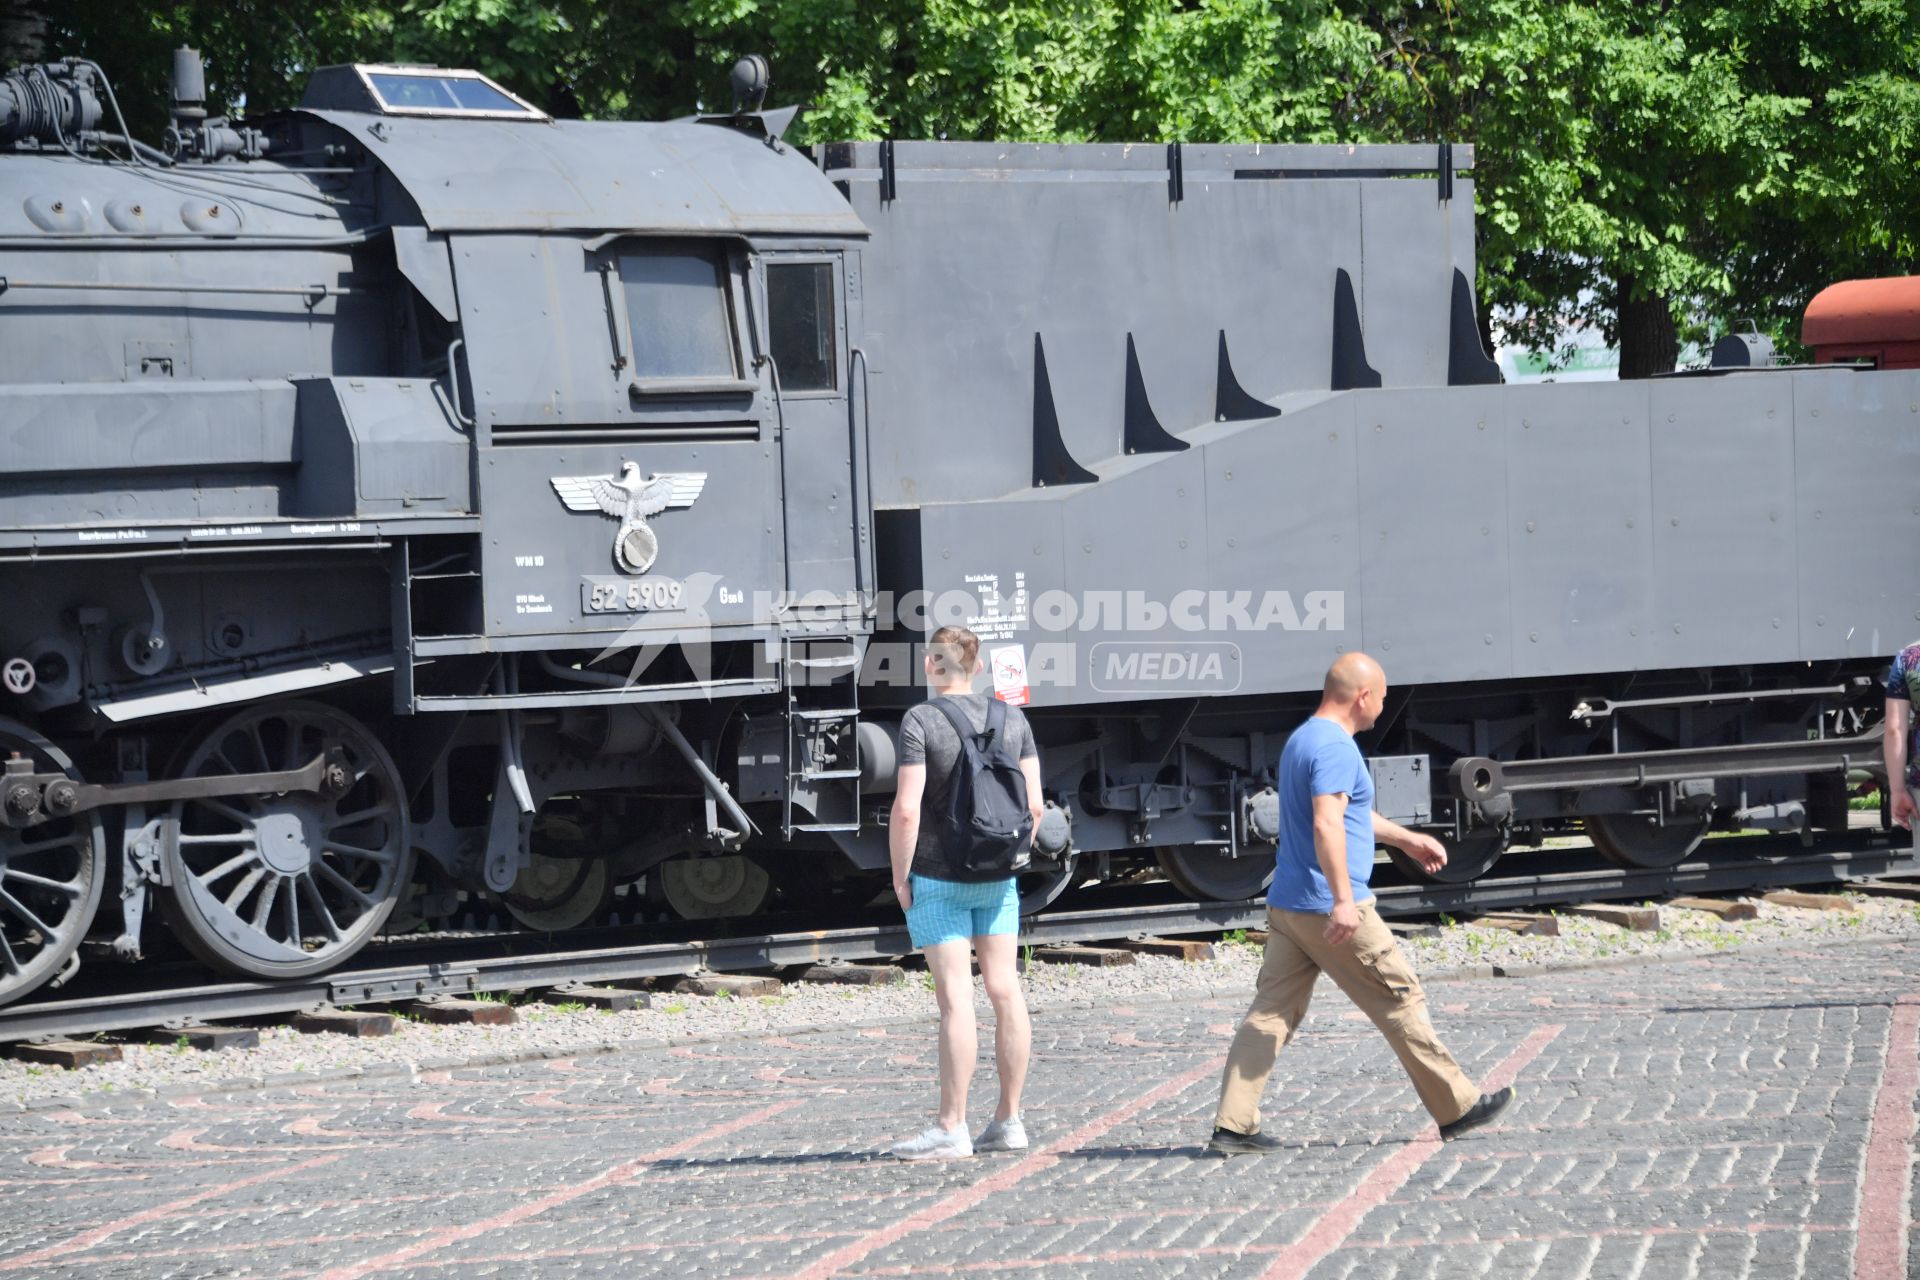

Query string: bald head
1324 652 1383 700
1320 652 1386 730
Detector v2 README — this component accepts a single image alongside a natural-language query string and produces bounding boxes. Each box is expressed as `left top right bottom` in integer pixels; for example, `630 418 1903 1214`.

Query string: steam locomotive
0 50 1907 1007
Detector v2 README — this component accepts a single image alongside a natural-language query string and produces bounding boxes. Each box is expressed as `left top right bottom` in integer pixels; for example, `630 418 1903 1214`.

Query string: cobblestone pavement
0 937 1914 1280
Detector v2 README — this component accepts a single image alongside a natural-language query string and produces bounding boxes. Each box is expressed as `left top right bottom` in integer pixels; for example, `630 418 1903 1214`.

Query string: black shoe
1439 1086 1516 1140
1207 1126 1286 1155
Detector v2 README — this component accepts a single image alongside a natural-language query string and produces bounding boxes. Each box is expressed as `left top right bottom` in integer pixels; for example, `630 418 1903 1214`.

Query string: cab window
621 245 739 381
767 261 837 393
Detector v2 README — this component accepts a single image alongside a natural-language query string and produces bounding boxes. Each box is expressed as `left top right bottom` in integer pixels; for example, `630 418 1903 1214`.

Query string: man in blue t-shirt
1208 652 1517 1153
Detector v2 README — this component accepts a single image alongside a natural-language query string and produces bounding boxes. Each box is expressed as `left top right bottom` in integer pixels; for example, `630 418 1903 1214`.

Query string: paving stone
3 937 1917 1280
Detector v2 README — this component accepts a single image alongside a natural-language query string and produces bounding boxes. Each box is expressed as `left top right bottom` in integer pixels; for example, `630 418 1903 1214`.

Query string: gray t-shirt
899 692 1038 881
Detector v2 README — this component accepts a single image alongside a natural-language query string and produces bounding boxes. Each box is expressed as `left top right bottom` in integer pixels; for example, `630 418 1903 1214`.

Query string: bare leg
974 932 1030 1123
924 938 977 1130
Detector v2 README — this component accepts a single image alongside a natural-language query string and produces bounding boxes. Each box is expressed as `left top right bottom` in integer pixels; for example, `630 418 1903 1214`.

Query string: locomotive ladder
782 636 863 837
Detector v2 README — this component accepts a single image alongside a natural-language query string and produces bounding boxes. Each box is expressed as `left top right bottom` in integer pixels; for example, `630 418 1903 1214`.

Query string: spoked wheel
1386 828 1507 884
0 722 105 1008
1585 811 1712 869
161 701 411 980
1017 852 1081 916
504 852 612 932
1155 844 1273 902
654 854 773 920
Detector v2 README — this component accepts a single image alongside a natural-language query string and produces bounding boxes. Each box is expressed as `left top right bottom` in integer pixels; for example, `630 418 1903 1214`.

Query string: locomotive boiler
0 50 1906 1008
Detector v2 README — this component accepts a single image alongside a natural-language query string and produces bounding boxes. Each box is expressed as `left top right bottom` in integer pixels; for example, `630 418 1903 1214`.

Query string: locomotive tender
0 51 1907 1007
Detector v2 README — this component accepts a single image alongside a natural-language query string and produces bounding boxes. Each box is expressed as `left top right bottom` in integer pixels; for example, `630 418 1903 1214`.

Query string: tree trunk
1615 273 1678 379
0 0 47 67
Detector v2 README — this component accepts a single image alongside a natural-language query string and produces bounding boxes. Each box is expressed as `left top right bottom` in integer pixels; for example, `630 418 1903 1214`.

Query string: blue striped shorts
905 874 1020 949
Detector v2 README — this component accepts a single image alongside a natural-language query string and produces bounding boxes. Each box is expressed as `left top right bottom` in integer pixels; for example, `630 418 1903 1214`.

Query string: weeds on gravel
551 1001 587 1015
664 1002 688 1014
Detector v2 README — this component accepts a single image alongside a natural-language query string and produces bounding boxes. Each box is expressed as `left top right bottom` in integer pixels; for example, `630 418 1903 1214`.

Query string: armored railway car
0 52 1905 1007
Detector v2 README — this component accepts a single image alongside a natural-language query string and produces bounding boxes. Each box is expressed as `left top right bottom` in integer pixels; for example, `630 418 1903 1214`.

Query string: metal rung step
788 653 860 670
792 821 861 833
799 768 862 780
792 708 858 721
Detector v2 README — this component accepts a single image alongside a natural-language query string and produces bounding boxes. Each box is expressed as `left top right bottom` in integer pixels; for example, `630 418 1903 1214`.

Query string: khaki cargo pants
1215 900 1480 1134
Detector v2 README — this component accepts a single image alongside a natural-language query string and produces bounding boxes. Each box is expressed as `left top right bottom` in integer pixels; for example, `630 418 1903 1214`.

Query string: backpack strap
982 695 1007 754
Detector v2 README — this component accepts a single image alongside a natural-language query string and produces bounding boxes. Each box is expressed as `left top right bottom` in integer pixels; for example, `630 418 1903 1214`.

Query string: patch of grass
1439 913 1457 928
758 995 787 1006
171 1036 191 1055
663 1002 688 1015
551 1001 587 1015
1221 928 1248 947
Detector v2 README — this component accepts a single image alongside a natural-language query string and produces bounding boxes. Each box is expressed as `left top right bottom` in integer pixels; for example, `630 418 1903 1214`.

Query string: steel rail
1 840 1914 1044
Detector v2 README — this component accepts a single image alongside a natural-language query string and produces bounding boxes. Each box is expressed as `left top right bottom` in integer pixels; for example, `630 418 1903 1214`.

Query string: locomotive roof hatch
300 64 549 120
297 62 867 239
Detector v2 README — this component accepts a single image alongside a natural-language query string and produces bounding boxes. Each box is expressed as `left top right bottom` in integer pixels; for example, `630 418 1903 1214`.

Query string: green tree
31 0 1920 373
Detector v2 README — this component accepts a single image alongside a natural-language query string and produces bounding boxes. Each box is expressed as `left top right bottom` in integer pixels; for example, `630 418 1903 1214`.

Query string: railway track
1 832 1914 1046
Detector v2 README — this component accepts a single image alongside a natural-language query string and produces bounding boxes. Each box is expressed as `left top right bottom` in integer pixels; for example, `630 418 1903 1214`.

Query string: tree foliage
34 0 1920 374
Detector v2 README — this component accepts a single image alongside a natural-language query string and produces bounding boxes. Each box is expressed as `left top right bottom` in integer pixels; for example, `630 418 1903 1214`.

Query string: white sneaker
975 1116 1028 1152
890 1125 973 1160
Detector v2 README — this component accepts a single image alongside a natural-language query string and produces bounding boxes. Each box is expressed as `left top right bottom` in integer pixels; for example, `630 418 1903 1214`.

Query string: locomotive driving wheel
160 701 411 980
1585 811 1712 869
0 721 105 1009
1385 828 1507 884
655 854 773 920
1155 844 1273 902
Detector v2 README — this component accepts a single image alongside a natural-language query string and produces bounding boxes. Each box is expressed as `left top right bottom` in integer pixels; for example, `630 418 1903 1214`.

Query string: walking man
1209 652 1515 1153
888 624 1043 1159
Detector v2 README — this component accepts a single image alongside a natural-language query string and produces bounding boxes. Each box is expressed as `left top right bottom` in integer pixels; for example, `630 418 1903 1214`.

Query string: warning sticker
990 644 1031 706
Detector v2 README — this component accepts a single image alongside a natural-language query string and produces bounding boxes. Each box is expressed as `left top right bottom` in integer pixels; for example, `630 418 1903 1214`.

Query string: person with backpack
888 624 1043 1160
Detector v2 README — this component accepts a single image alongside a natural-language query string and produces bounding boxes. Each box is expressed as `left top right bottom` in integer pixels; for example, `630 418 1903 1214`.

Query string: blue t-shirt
1268 716 1375 913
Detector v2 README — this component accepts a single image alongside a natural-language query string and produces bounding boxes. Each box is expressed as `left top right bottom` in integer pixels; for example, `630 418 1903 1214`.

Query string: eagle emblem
550 462 707 574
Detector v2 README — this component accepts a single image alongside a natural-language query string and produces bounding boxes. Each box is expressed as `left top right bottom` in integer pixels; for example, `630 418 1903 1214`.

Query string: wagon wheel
504 851 612 932
160 701 411 980
1385 828 1507 884
1155 844 1273 902
0 721 105 1008
1017 851 1082 916
654 854 773 920
1585 811 1712 869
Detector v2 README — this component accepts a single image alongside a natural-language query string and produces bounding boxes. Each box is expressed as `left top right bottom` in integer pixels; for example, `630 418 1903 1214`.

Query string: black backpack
929 697 1034 881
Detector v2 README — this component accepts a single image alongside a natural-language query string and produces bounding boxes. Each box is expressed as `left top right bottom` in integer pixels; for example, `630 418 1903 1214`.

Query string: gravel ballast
5 888 1917 1112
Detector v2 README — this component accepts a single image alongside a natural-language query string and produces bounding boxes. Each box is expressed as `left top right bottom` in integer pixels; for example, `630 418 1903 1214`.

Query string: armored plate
1787 367 1920 660
1503 381 1655 677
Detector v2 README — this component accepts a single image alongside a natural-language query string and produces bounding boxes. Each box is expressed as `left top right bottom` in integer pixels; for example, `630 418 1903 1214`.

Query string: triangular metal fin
1032 333 1099 487
1123 334 1189 455
1215 330 1280 422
